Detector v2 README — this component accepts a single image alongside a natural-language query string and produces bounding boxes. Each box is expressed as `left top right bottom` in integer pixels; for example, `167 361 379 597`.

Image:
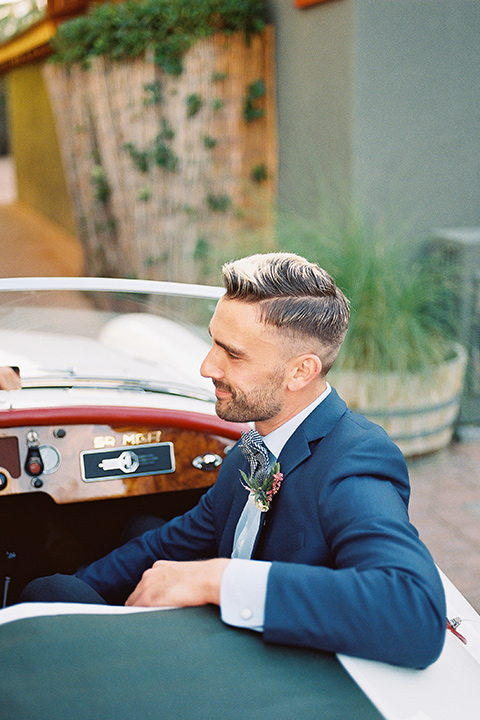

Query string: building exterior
0 0 89 231
1 0 479 237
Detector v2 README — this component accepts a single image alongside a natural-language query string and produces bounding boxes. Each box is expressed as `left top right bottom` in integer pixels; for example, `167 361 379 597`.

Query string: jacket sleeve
263 433 446 669
75 445 245 604
77 483 219 603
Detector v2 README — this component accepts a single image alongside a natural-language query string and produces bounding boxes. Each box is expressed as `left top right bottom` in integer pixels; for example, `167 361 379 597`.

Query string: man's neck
256 383 331 459
255 381 328 436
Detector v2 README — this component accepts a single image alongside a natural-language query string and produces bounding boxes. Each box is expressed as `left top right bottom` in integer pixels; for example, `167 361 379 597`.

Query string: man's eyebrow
207 326 248 358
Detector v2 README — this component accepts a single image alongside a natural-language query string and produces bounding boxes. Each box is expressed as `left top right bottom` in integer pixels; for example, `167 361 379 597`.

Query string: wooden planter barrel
329 344 468 457
43 27 277 283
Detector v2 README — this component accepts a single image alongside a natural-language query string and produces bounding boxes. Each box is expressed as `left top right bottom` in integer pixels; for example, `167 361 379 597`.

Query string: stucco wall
6 62 76 235
269 0 355 217
271 0 480 234
353 0 480 233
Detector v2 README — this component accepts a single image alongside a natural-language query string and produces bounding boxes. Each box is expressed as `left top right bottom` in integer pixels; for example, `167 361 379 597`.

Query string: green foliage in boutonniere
239 462 283 512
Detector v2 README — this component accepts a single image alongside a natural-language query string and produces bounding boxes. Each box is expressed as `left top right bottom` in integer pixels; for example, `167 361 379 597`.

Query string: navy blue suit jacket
78 388 446 668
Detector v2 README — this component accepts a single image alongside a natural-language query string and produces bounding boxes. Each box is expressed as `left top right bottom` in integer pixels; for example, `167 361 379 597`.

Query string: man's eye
226 351 241 360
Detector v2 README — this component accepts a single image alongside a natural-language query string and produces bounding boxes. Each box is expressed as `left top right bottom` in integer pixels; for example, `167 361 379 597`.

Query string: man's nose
200 347 222 379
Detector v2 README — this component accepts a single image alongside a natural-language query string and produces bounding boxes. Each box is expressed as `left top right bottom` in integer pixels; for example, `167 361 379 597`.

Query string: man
0 366 21 390
21 253 446 668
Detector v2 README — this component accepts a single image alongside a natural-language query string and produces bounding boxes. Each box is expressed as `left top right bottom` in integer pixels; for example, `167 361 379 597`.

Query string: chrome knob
192 453 223 471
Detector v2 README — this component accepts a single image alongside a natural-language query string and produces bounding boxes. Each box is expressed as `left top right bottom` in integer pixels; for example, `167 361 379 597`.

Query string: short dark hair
222 253 350 374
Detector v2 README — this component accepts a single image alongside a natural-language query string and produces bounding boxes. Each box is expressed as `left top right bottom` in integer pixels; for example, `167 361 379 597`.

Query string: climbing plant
50 0 268 71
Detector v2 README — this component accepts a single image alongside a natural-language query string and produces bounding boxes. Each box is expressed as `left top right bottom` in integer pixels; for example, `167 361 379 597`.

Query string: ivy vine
50 0 268 74
251 163 268 183
91 164 110 203
206 192 231 212
122 122 179 174
143 82 162 106
243 79 266 122
186 93 203 118
123 143 150 173
203 135 217 149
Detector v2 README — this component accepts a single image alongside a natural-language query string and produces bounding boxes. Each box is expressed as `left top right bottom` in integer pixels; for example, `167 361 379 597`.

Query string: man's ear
286 354 323 392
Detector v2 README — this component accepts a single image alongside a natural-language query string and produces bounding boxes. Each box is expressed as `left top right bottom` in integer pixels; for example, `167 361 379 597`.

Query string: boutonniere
239 462 284 512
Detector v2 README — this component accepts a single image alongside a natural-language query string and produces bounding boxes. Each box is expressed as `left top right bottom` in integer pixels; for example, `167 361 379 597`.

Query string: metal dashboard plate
80 442 175 482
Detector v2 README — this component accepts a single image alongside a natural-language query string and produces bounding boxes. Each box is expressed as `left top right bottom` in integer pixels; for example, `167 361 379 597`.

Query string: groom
21 252 446 669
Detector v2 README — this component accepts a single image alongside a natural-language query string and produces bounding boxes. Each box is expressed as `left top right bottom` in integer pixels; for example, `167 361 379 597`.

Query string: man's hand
125 558 230 608
0 367 21 390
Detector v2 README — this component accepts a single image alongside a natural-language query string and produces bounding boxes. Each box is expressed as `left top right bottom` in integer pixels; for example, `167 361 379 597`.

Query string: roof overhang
0 17 56 70
0 0 89 73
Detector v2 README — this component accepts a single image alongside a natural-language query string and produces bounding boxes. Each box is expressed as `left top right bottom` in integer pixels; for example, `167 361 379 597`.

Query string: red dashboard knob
27 460 42 476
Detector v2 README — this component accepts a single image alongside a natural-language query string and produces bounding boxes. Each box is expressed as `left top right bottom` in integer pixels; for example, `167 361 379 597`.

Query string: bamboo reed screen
43 28 277 283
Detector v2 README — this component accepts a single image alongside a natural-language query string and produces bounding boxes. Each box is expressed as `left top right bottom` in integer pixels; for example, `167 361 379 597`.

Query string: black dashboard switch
25 448 44 477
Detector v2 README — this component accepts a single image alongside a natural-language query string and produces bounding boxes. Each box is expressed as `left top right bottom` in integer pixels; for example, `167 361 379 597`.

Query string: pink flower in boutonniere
239 462 284 512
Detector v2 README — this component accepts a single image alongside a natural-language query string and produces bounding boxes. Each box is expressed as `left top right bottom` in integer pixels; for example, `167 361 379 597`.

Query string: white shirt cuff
220 558 272 632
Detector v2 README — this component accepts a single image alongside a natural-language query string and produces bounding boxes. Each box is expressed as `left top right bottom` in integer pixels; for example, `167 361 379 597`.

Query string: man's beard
213 371 285 423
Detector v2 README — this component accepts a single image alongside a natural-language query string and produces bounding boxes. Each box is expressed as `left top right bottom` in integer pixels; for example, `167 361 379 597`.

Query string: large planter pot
329 344 468 457
43 28 277 283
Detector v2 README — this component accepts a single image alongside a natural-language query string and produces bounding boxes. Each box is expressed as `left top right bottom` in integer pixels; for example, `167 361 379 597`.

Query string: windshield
0 278 223 399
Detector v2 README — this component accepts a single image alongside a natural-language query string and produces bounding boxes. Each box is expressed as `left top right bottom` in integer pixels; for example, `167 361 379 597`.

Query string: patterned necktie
232 429 270 559
240 429 270 482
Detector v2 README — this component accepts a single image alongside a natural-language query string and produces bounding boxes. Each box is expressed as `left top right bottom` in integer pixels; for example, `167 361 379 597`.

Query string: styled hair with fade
222 252 350 374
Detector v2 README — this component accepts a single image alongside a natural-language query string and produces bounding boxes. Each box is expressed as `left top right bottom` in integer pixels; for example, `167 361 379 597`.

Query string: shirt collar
257 382 331 459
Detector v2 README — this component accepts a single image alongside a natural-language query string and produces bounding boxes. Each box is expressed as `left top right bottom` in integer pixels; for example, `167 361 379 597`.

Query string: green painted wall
270 0 355 218
353 0 480 234
271 0 480 234
6 62 76 235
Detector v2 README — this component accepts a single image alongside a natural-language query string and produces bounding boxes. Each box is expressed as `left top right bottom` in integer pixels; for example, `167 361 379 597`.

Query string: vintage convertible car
0 276 479 720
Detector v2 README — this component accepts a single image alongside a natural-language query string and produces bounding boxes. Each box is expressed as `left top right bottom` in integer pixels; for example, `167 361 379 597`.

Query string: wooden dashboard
0 407 245 504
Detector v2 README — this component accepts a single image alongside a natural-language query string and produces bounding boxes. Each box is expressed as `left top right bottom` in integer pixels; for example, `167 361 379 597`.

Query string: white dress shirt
220 384 331 630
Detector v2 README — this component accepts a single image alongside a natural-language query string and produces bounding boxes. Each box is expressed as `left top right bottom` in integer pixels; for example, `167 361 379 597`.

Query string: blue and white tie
240 428 270 482
231 429 271 559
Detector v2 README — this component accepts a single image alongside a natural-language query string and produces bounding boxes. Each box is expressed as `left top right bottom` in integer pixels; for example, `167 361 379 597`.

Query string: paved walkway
1 158 480 612
408 436 480 612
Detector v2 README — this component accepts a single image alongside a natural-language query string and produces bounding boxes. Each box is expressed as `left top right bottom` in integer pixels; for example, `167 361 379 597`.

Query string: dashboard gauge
38 445 61 474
